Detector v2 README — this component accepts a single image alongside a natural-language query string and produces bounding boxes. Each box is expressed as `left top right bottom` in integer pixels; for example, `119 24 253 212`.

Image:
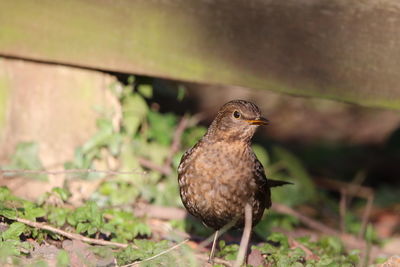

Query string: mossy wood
1 0 400 109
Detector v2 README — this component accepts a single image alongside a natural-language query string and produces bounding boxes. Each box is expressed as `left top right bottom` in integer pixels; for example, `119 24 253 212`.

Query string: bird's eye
233 110 241 119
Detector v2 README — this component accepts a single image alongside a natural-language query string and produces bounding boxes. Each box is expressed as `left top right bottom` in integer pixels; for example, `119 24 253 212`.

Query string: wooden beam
1 0 400 109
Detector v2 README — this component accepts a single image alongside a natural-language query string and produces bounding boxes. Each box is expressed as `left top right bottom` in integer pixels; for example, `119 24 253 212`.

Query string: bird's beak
246 117 269 125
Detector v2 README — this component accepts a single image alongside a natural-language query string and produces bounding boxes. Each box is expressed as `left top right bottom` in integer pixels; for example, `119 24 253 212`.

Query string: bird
177 99 291 263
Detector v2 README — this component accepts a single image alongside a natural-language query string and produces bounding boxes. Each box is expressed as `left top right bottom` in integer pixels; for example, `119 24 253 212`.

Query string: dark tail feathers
268 179 293 187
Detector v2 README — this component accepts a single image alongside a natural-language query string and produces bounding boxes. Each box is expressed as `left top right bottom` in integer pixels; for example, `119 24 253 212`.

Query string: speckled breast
178 140 268 230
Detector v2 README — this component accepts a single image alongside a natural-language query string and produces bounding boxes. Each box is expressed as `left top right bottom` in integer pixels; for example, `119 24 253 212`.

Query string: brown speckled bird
178 100 290 262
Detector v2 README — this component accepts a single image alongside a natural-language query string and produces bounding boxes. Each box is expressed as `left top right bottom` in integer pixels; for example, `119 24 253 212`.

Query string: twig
288 237 319 261
137 115 190 176
315 176 375 239
13 217 133 249
234 203 252 267
120 239 189 267
359 194 374 239
339 188 347 233
164 115 190 168
315 177 373 200
137 157 171 176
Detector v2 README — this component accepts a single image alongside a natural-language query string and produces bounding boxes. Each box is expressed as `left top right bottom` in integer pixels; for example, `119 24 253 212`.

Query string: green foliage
67 201 103 236
181 125 207 148
1 222 26 241
254 211 300 237
138 84 153 99
62 77 192 208
103 209 151 243
0 188 155 264
269 146 316 206
252 144 270 166
147 110 177 146
0 76 372 266
0 186 45 222
217 240 239 261
116 240 175 266
254 234 359 267
2 142 47 180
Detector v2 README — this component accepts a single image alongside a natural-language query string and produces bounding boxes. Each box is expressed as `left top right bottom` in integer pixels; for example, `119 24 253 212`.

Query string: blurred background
0 1 399 266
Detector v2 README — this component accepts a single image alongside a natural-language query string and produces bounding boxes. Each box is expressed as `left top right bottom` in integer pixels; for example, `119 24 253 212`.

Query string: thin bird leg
208 230 220 264
234 203 252 267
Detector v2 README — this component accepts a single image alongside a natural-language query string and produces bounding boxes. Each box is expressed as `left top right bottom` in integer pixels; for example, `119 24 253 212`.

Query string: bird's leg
234 203 253 267
208 230 220 264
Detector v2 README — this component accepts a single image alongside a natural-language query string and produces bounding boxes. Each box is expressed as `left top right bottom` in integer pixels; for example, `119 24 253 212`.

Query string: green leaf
133 138 169 167
131 223 151 238
2 222 26 240
81 118 114 154
177 85 186 101
147 110 177 146
267 232 289 248
108 133 123 156
47 207 68 227
76 222 90 234
87 226 98 236
52 187 70 201
365 223 377 243
87 201 103 227
182 125 207 149
138 84 153 98
127 76 135 86
0 208 17 220
23 207 46 220
217 240 239 261
122 93 148 136
319 236 343 254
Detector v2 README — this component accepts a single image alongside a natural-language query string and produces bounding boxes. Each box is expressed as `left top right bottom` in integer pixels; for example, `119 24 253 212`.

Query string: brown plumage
178 100 290 261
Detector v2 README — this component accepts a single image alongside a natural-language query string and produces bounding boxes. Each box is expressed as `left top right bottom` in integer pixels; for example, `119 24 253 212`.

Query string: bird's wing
253 158 272 208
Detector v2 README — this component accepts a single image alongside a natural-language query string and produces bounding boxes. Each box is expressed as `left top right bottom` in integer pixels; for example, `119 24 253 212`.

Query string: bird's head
206 100 269 143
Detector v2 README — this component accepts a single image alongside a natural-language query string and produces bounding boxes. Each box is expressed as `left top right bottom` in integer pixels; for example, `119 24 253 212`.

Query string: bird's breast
178 141 259 220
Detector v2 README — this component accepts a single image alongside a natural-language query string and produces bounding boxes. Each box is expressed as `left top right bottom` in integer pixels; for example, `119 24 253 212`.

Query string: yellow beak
246 117 269 125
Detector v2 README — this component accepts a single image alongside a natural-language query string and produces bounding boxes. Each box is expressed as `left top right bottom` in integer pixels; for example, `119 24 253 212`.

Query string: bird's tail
268 179 293 187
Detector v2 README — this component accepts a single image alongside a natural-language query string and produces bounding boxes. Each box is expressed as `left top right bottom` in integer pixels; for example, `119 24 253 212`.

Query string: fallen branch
13 217 133 249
